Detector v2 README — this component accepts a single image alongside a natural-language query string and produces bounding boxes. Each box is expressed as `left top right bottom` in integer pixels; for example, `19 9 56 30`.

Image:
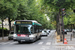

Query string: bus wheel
18 41 22 44
8 38 10 40
39 36 41 40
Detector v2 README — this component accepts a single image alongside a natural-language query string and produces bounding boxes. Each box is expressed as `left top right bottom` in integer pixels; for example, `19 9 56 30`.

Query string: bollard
70 34 72 41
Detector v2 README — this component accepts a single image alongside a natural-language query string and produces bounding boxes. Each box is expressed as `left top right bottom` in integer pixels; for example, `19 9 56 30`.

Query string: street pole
61 8 66 43
59 18 62 41
59 9 62 41
62 15 64 43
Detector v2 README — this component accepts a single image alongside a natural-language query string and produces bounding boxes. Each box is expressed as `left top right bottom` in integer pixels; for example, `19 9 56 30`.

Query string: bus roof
15 20 37 23
15 20 42 26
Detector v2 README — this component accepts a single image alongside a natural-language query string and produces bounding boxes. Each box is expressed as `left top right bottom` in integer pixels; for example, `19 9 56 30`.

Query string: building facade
0 18 14 30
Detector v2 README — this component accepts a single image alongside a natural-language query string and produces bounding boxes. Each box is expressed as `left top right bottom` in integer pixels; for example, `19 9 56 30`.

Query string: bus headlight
13 34 17 37
29 35 35 39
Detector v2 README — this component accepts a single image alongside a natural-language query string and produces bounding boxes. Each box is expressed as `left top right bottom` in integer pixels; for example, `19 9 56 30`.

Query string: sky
45 14 50 21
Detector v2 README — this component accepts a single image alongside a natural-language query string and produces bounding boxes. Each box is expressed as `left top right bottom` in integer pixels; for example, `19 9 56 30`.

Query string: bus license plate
21 40 25 41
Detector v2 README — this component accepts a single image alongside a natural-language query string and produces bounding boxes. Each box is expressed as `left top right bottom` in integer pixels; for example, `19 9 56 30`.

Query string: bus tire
39 36 41 40
8 38 10 40
18 41 22 44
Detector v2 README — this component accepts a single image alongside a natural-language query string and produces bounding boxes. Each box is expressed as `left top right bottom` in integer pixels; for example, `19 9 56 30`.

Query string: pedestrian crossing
38 42 43 44
38 42 52 45
0 41 52 45
0 41 75 50
0 41 18 45
56 46 75 50
46 42 51 45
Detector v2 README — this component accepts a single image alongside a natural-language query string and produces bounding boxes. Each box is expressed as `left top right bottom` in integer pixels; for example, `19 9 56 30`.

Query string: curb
0 36 9 42
55 32 75 46
0 39 9 42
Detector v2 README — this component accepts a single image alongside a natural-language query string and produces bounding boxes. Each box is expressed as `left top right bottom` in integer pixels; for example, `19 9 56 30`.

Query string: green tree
42 0 75 41
0 0 20 40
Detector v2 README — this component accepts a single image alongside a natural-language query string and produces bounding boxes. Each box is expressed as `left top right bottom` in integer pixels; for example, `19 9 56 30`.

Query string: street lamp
61 8 66 43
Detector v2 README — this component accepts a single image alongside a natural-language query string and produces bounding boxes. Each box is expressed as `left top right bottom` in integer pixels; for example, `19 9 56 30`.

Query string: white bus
13 20 42 43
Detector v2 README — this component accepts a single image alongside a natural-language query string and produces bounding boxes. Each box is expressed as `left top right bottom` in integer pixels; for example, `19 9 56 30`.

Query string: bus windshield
15 25 32 34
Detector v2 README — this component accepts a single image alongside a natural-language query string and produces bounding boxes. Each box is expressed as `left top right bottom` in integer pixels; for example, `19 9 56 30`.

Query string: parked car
8 31 14 40
46 29 50 34
41 29 48 36
64 29 67 34
62 29 67 34
72 29 75 33
66 29 71 32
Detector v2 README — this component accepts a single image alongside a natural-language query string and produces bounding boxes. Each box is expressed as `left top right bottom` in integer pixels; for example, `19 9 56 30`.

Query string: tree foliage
0 0 51 29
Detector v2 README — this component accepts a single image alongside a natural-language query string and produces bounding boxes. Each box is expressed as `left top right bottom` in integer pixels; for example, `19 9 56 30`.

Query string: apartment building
0 18 14 30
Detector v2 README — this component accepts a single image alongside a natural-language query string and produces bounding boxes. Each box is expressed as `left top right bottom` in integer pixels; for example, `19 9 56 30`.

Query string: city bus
13 20 42 43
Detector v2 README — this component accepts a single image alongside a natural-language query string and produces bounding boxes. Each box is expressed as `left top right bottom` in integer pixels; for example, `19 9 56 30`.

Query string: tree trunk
8 17 11 32
59 9 62 41
56 14 60 35
2 19 4 40
59 17 62 41
62 15 64 43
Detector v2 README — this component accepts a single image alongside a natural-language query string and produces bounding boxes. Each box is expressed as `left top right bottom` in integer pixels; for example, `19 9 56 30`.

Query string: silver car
8 31 14 40
41 30 48 36
72 29 75 33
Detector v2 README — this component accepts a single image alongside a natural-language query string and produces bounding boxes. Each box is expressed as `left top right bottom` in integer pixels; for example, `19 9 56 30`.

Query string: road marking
0 43 3 45
66 46 75 49
0 41 17 45
10 42 18 44
41 46 50 50
38 42 43 44
56 46 75 49
46 42 51 45
1 42 10 45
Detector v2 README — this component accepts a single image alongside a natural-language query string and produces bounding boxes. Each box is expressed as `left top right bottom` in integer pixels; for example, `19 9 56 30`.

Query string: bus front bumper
13 37 34 42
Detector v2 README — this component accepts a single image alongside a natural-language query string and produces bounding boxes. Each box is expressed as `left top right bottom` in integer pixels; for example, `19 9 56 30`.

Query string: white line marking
38 42 43 44
10 42 18 44
0 41 17 45
46 42 51 45
0 42 4 44
66 46 75 49
41 46 50 50
1 42 13 45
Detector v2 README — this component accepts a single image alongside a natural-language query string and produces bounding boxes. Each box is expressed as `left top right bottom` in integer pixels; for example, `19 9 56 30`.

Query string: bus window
30 27 33 33
16 25 32 34
34 25 39 33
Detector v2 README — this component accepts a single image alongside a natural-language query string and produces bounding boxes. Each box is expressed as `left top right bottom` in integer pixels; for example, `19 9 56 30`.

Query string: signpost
61 8 66 43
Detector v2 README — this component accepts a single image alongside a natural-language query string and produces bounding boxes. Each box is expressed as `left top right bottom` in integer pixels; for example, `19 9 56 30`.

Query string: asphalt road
0 30 56 50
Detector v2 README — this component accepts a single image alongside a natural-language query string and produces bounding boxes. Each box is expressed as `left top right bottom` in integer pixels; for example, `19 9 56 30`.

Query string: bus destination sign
16 21 32 24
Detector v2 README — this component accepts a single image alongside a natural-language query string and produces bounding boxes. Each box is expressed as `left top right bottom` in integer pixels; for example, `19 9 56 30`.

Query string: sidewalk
0 36 8 42
55 32 75 46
